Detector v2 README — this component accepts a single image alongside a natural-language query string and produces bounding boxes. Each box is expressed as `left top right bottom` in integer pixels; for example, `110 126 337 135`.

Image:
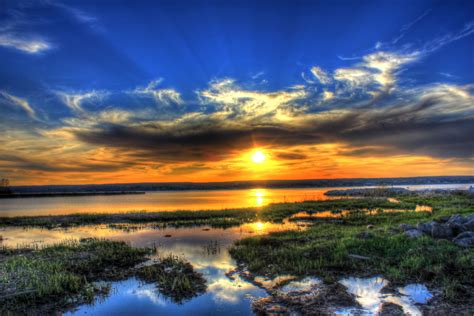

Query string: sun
251 150 266 163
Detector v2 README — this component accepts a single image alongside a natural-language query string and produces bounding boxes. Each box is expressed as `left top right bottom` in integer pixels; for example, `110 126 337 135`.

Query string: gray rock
431 223 453 239
417 221 436 235
399 224 416 231
447 215 467 234
464 218 474 231
466 213 474 222
404 229 423 238
453 231 474 247
447 214 465 225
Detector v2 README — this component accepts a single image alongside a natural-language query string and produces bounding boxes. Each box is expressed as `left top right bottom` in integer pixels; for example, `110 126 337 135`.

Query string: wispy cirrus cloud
131 79 184 107
310 67 331 84
0 34 51 54
57 90 108 114
197 78 307 120
0 91 38 120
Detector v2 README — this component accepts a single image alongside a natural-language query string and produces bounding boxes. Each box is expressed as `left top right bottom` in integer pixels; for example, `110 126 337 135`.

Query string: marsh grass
137 254 207 303
230 193 474 302
0 238 150 313
0 198 417 229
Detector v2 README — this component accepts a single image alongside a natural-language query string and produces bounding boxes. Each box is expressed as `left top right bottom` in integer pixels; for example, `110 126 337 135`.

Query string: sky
0 0 473 185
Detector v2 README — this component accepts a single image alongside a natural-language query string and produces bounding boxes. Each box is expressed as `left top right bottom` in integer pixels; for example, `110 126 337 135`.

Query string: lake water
1 183 471 217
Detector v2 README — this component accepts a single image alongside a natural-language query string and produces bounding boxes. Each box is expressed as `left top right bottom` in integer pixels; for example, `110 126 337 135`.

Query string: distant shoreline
6 176 474 196
0 191 145 199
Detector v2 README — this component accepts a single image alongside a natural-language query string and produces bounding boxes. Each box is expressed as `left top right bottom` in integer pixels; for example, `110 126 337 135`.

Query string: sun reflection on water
251 188 267 207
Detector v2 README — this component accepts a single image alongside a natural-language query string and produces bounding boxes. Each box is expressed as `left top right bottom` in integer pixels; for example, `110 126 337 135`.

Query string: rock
367 224 374 229
464 218 474 231
447 215 467 235
417 221 436 235
430 223 453 239
453 232 474 248
404 229 423 238
379 302 404 316
399 224 416 231
356 231 373 239
466 213 474 222
447 214 464 225
438 216 451 223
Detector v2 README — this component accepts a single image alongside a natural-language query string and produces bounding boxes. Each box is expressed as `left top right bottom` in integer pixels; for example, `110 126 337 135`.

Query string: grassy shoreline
0 198 419 228
229 192 474 305
0 239 206 314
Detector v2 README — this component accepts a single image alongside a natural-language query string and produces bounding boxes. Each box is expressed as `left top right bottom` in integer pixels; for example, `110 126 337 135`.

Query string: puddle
399 284 433 304
338 276 432 316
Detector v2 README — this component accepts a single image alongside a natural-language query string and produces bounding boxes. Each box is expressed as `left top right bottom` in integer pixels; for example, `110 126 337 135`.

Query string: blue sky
0 0 473 184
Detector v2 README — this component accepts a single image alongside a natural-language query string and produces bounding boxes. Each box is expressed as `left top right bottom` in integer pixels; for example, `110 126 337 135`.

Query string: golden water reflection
0 187 341 217
0 183 455 217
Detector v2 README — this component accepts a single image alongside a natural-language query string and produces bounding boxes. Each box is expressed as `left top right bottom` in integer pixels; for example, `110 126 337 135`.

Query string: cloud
439 72 460 79
0 34 51 54
331 51 418 96
132 79 184 106
322 90 334 100
0 91 38 120
310 67 331 84
391 9 432 45
2 20 473 183
421 20 474 55
58 91 107 114
55 80 474 163
197 78 307 120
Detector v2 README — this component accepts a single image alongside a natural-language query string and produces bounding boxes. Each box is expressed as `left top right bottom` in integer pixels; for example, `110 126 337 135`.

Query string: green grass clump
0 238 149 313
137 254 207 303
230 193 474 302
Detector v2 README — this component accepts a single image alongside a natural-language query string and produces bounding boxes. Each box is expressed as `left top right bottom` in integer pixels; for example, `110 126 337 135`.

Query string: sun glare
252 150 266 163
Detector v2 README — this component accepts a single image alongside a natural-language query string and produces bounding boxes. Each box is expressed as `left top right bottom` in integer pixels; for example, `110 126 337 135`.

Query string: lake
0 183 471 217
1 183 470 315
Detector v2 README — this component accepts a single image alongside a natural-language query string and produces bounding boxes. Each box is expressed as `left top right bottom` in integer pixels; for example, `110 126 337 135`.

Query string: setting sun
251 150 266 164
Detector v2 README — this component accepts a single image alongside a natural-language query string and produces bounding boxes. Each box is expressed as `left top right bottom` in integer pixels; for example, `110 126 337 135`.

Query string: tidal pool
338 277 433 316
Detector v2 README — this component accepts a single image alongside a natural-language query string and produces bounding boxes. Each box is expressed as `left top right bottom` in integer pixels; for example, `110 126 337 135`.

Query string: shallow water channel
1 220 433 315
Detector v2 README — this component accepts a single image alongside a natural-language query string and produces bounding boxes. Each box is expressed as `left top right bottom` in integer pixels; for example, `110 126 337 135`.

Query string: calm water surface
1 183 471 217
